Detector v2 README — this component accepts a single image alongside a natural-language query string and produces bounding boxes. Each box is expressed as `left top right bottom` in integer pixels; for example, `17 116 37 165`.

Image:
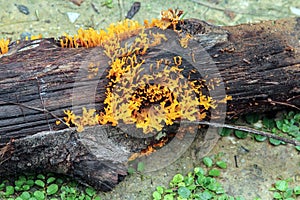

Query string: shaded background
1 0 300 40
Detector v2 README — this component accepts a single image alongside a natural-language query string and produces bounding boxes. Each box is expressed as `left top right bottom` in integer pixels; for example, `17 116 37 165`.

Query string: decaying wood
0 126 129 191
0 17 300 191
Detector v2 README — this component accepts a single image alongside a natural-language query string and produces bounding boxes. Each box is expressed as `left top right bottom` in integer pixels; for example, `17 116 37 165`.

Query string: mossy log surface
0 18 299 191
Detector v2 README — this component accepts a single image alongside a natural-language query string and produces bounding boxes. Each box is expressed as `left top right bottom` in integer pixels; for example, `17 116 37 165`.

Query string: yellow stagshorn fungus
60 9 181 49
60 9 231 136
63 108 100 133
0 39 9 55
60 19 143 48
0 34 42 55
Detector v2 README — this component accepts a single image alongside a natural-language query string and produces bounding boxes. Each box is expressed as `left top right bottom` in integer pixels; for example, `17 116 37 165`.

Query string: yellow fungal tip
0 38 9 55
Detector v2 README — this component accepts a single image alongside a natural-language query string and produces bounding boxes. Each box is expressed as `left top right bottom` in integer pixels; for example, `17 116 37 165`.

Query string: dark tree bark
0 126 129 191
0 17 299 191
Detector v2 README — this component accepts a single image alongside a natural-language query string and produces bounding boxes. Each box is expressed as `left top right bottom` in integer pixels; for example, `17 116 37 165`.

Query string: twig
0 100 67 126
263 98 300 111
180 120 300 146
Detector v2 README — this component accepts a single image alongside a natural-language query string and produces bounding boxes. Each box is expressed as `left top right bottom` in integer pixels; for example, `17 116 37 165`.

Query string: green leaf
294 113 300 121
216 161 227 169
234 130 248 139
294 185 300 194
22 184 31 191
37 174 45 180
85 195 92 200
269 138 284 146
18 175 27 182
217 194 230 200
34 190 45 200
56 178 63 185
156 186 164 194
219 128 232 136
184 176 194 186
163 194 174 200
15 179 25 187
35 180 45 188
85 187 96 197
288 111 295 118
203 157 213 167
262 117 275 129
208 169 220 177
196 174 205 185
272 127 279 134
282 124 291 133
14 185 21 192
26 179 34 187
153 191 161 200
198 190 213 200
254 134 267 142
0 180 6 190
20 191 31 199
276 120 283 130
47 184 59 195
187 184 196 191
165 189 173 193
127 167 135 175
275 180 288 192
172 174 184 184
94 197 101 200
47 177 56 184
283 188 293 198
177 187 191 198
284 119 290 125
177 182 186 187
295 146 300 151
137 162 145 172
245 113 260 124
273 192 282 199
5 185 14 196
194 167 204 176
207 181 223 192
287 125 300 137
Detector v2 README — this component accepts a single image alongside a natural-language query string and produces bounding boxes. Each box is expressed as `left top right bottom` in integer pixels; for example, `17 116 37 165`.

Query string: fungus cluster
61 9 232 136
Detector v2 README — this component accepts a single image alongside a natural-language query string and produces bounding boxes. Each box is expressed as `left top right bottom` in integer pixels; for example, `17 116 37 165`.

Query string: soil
100 134 300 199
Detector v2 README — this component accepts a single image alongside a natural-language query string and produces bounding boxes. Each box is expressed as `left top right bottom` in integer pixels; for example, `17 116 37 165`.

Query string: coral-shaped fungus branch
0 39 9 55
61 9 232 135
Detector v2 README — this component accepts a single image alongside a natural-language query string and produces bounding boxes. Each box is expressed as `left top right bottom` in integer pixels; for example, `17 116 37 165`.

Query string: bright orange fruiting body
60 9 232 139
0 39 9 55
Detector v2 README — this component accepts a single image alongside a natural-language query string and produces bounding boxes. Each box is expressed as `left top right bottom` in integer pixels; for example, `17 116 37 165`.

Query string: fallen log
0 17 300 190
